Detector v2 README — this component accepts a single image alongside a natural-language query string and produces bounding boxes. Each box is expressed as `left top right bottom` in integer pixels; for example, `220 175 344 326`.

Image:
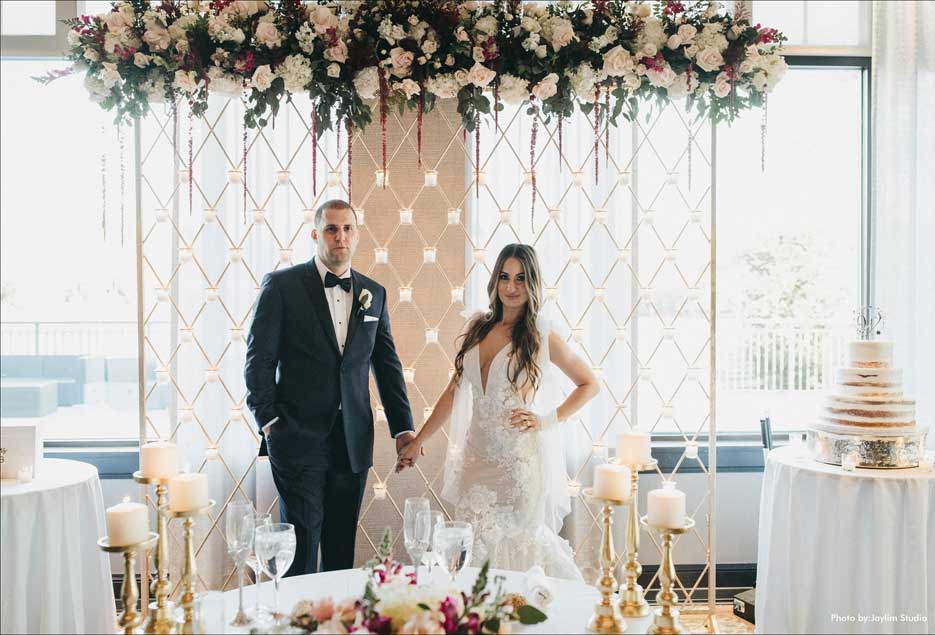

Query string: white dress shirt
263 258 412 440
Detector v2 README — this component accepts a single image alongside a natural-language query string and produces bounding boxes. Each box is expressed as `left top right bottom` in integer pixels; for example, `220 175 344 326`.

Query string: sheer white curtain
871 0 935 446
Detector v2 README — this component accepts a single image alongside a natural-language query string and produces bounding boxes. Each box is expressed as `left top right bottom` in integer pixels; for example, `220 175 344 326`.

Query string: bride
396 244 599 580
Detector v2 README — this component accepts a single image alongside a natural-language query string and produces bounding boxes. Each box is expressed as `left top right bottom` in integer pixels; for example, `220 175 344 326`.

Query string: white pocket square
363 315 379 323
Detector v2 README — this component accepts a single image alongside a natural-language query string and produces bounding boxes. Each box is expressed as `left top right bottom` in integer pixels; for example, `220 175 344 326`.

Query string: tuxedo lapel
302 260 341 357
343 270 365 357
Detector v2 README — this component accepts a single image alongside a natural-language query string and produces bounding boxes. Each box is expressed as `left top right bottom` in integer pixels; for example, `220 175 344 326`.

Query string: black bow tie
325 271 352 292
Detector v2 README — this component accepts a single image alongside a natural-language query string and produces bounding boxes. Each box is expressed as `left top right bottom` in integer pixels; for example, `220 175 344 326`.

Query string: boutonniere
358 288 373 314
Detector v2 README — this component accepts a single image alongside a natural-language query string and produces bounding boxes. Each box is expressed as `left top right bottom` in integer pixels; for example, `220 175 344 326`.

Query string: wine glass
435 521 473 582
254 523 296 624
403 498 431 584
225 502 255 627
246 512 272 623
422 510 445 574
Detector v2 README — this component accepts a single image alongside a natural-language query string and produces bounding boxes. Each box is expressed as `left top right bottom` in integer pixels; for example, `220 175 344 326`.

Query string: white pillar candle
140 441 179 480
617 431 653 466
593 463 631 501
106 497 150 547
168 471 209 512
647 481 686 529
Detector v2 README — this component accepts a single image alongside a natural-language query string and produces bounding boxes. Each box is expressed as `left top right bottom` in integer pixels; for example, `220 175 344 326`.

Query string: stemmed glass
435 521 473 582
245 512 272 623
422 511 445 574
225 502 255 627
403 498 431 584
254 523 296 624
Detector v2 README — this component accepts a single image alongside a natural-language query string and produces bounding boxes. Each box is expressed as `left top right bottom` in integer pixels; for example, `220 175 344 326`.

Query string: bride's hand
510 409 540 432
395 439 424 472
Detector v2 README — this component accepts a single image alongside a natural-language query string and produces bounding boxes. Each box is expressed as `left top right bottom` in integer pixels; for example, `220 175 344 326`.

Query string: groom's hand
395 432 423 472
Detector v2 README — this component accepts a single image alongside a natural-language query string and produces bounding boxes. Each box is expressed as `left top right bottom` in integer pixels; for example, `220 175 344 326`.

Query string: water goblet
255 523 296 624
435 521 473 583
403 498 431 583
246 512 272 623
226 502 255 627
423 511 445 574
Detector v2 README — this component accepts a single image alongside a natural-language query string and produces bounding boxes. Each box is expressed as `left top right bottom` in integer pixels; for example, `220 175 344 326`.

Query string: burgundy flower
439 597 460 634
466 613 481 634
363 614 392 635
663 1 686 16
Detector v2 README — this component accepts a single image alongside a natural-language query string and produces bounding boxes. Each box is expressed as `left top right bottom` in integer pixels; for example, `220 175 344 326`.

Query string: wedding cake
816 340 916 433
808 325 927 468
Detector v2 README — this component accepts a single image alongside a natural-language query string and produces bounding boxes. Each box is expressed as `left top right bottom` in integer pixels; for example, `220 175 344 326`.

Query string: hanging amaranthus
417 87 424 168
312 109 318 197
378 68 389 187
346 117 353 203
530 104 538 227
594 87 600 184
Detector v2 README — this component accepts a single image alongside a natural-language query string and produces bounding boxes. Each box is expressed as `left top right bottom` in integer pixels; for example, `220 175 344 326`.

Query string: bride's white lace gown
443 325 583 581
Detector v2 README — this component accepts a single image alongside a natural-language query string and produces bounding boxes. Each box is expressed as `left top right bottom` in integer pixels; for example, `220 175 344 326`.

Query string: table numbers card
0 422 42 479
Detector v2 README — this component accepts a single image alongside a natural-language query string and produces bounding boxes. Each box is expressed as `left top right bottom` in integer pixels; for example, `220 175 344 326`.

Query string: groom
245 199 416 575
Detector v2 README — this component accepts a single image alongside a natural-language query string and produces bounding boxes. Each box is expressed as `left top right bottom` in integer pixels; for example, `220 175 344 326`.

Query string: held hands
395 431 424 473
510 408 541 432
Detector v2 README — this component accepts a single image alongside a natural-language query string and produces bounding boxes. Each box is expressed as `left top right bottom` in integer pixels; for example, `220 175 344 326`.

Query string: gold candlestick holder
133 472 178 635
611 457 657 618
161 500 215 635
584 488 630 634
640 516 696 635
99 532 159 634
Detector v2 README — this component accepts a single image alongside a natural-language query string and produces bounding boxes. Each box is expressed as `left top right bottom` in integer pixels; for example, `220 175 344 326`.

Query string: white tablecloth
217 567 654 634
0 459 116 634
756 446 935 634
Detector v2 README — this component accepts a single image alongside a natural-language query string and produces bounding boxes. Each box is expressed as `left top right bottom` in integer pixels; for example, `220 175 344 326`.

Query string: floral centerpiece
287 531 546 634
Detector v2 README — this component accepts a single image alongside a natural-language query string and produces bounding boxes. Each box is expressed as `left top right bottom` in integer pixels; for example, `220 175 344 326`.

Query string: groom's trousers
268 412 367 576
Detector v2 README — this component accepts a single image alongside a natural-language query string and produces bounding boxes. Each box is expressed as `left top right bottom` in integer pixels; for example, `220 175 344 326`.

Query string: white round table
217 567 654 634
756 446 935 634
0 458 116 634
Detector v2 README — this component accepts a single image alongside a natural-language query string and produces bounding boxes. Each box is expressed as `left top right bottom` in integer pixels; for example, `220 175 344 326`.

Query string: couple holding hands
246 199 598 580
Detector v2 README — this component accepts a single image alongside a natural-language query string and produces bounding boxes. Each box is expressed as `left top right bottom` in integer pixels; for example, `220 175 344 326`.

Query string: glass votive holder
179 246 193 263
375 169 388 188
642 209 656 226
425 328 439 345
156 287 170 303
473 248 486 263
375 247 388 264
569 249 582 263
180 327 194 344
594 288 606 302
403 368 416 383
450 287 464 304
571 170 584 187
685 441 699 460
447 208 461 225
155 208 170 223
253 209 266 224
399 208 413 225
689 209 703 224
618 248 631 263
594 209 608 225
155 367 170 384
548 207 562 221
229 247 243 263
279 248 293 263
499 209 512 224
303 208 316 223
373 481 387 500
399 287 412 303
841 450 859 472
423 247 437 264
17 465 33 483
226 168 242 184
476 171 487 186
354 207 365 225
327 170 340 187
567 480 582 497
205 368 219 383
203 208 217 223
617 170 630 185
277 169 291 185
424 170 438 187
229 327 244 343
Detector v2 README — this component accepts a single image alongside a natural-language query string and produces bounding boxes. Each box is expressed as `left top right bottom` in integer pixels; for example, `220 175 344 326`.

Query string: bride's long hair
453 244 544 399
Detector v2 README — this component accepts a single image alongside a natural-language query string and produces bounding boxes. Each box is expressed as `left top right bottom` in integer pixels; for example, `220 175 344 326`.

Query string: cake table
755 446 934 634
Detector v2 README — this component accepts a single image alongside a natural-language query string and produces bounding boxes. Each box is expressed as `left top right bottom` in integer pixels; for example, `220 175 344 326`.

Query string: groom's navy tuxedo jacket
245 259 413 473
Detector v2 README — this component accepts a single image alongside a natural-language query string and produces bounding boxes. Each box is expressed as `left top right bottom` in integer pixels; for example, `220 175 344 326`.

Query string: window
0 1 56 36
0 59 140 442
752 1 872 50
717 60 868 433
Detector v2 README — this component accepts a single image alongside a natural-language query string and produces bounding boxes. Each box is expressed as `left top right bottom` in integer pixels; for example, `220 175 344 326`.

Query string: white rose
531 73 558 101
641 43 657 57
230 1 263 17
445 54 455 66
535 44 547 58
454 69 469 86
646 64 677 88
143 27 170 50
633 3 651 18
547 17 575 50
83 48 100 62
623 73 641 90
397 78 421 98
666 73 693 99
498 74 529 104
101 62 122 88
309 6 338 34
695 46 724 73
739 60 754 74
133 52 151 68
751 70 768 92
67 29 82 47
520 16 540 33
713 72 731 98
426 73 460 98
466 62 496 88
388 46 414 77
104 11 131 35
207 66 243 97
251 64 274 91
667 34 683 50
760 54 788 91
353 66 379 98
677 24 697 42
472 46 486 63
83 75 109 102
255 20 282 48
476 15 498 35
642 17 667 48
684 44 699 58
455 26 469 42
422 39 437 55
173 69 198 93
602 45 634 77
324 40 348 64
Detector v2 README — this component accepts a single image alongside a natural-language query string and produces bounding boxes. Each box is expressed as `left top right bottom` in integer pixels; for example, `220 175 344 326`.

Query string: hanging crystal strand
187 102 193 216
100 124 107 241
558 114 563 168
760 92 768 172
475 113 481 199
346 117 353 203
417 87 424 168
687 130 693 191
311 108 317 197
605 89 610 167
530 105 538 230
118 122 126 246
594 87 600 184
335 114 341 165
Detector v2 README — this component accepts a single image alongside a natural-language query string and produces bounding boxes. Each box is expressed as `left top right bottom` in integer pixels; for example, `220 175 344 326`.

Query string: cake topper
854 306 884 340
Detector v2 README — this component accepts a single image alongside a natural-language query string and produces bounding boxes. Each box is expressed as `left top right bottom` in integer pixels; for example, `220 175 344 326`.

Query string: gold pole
619 463 652 617
99 533 158 635
162 500 215 635
641 516 694 635
584 490 627 634
134 473 177 634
